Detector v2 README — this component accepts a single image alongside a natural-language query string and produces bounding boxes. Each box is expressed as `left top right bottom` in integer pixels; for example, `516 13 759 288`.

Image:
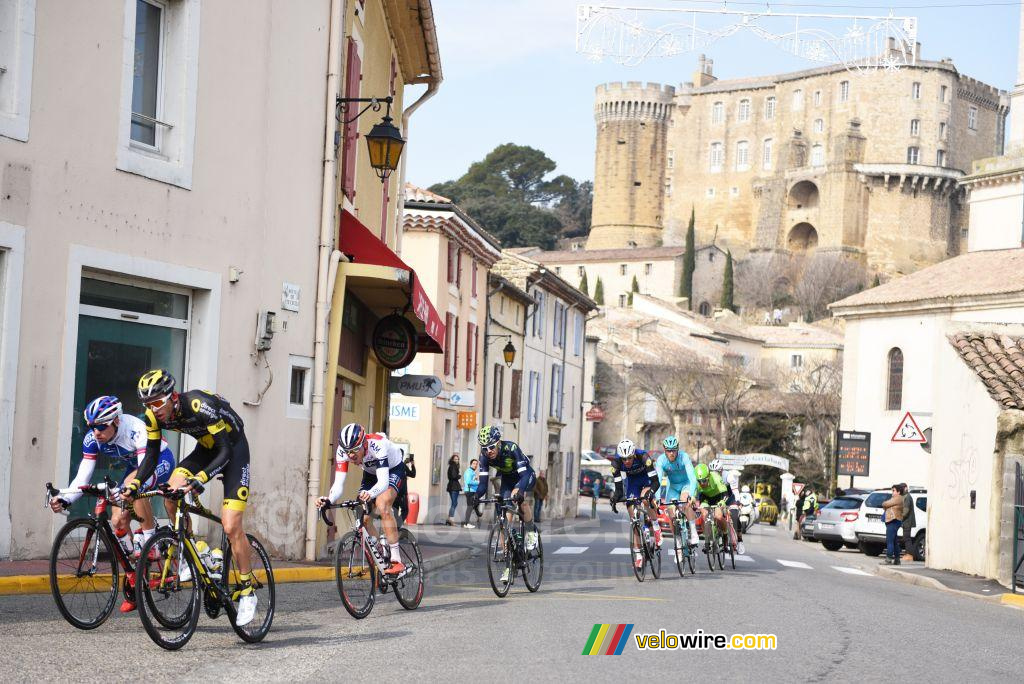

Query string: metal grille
1014 461 1024 593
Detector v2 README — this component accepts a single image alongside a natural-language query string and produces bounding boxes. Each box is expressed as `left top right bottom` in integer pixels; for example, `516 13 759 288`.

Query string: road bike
44 477 162 629
319 499 424 618
479 497 543 597
614 496 661 582
663 498 697 576
134 481 275 650
701 501 737 571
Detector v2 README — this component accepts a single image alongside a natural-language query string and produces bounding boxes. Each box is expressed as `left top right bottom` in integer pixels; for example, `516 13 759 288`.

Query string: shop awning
339 210 445 353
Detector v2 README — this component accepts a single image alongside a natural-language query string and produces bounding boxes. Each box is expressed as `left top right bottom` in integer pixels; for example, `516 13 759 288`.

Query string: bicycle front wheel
394 528 424 610
646 519 661 579
629 523 646 583
335 531 376 619
49 517 119 630
522 524 543 592
136 530 201 651
672 521 686 577
224 534 275 642
486 522 513 598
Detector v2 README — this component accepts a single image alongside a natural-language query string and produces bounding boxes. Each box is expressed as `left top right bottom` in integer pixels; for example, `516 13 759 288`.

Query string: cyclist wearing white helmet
706 458 745 554
610 438 662 569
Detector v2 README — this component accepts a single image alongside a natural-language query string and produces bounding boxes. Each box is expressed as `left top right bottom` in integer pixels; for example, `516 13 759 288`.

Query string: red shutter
510 370 522 419
446 242 454 284
473 325 479 383
456 249 462 288
341 38 362 201
453 316 459 380
466 322 475 381
444 312 453 376
471 260 478 297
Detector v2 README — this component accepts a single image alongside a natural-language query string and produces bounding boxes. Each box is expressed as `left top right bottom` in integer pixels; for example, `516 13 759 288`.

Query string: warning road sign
792 483 805 497
891 412 926 443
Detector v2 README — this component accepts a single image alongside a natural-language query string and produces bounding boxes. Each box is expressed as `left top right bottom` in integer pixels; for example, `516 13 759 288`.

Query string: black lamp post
336 96 405 182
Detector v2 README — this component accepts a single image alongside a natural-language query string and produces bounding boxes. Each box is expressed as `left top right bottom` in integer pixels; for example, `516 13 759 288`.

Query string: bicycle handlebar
318 499 367 526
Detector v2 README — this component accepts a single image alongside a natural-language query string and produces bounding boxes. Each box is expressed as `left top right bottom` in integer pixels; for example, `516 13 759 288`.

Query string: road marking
553 546 588 554
777 559 813 569
610 547 632 555
832 566 872 576
548 591 667 602
734 555 755 563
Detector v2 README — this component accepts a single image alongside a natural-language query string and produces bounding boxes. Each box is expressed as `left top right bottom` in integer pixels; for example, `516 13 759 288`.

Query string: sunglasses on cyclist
88 423 114 432
483 443 498 452
143 394 173 411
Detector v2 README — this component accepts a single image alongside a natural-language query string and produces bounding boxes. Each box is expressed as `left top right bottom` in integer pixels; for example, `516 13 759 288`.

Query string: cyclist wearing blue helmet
655 435 700 548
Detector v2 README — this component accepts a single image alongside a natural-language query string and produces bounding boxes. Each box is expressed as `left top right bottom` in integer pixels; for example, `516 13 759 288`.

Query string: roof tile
949 332 1024 409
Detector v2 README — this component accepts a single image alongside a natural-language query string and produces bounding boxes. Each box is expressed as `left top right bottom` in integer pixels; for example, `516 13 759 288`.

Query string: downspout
481 281 506 429
558 298 570 516
305 0 346 561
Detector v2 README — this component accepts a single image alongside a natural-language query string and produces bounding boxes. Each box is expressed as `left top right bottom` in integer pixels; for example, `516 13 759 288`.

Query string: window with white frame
0 0 36 141
644 262 652 275
552 301 564 348
939 121 947 139
117 0 202 189
737 98 751 122
762 138 773 170
906 146 920 164
287 355 313 419
549 364 563 419
730 186 739 197
573 311 583 356
813 118 824 133
968 106 978 130
577 265 585 277
839 80 849 103
618 293 627 307
936 149 946 166
619 264 627 276
532 290 545 338
665 178 672 197
706 187 715 198
735 140 749 170
528 371 541 422
940 85 948 102
711 101 724 124
811 144 824 166
790 354 804 369
910 119 920 136
764 96 776 120
813 90 822 106
911 82 921 99
709 142 724 171
792 89 803 110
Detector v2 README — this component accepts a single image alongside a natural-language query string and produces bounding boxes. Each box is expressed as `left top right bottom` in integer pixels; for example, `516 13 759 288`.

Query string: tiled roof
831 249 1024 311
747 323 844 348
949 332 1024 410
404 183 451 204
528 246 686 264
492 251 598 311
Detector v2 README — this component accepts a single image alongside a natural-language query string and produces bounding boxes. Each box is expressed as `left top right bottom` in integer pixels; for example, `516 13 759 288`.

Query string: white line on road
832 566 873 576
777 559 813 569
734 555 755 563
553 546 588 554
610 547 632 555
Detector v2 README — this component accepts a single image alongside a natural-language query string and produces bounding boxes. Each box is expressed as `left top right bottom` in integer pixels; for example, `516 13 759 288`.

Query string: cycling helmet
84 396 122 426
478 425 502 447
616 439 636 459
137 369 176 401
741 485 750 493
339 423 366 451
662 435 679 450
709 458 724 473
694 463 710 481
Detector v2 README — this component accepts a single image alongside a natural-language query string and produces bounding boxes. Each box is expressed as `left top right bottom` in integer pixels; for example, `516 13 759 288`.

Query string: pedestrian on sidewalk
462 458 482 528
793 489 807 540
882 484 904 565
445 454 461 526
533 471 549 523
900 483 916 561
394 452 416 526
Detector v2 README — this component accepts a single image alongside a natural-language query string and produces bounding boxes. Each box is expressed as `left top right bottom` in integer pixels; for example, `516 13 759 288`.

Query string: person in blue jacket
656 436 700 548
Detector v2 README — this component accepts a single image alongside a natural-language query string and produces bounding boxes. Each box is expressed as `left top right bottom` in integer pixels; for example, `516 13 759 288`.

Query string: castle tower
587 81 675 249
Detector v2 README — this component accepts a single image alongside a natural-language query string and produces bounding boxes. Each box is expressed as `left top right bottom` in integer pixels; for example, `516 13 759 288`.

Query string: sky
403 0 1021 188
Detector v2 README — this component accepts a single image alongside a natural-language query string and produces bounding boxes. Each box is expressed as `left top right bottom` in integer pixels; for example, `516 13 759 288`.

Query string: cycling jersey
696 471 730 503
475 440 534 497
655 452 697 500
610 451 659 501
65 414 174 503
329 432 406 503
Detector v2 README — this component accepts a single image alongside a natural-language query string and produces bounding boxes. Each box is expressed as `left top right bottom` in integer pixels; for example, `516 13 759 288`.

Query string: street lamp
336 96 406 182
487 334 517 368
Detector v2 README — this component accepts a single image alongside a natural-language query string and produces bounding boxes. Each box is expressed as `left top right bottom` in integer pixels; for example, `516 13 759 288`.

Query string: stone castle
587 47 1008 277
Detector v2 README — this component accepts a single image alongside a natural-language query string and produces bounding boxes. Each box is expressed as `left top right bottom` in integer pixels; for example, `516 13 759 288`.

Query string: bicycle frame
480 498 527 563
320 501 405 579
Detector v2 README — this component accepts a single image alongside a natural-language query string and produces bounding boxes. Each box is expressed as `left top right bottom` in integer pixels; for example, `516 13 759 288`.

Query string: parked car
579 469 605 498
813 494 868 551
854 488 927 560
580 450 613 477
800 512 818 541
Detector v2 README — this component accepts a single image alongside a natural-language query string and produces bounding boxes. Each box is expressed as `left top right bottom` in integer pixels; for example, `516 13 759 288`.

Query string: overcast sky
402 0 1020 188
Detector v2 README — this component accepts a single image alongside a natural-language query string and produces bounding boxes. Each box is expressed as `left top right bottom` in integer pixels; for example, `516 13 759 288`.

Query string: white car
813 494 868 551
580 450 612 472
853 488 928 560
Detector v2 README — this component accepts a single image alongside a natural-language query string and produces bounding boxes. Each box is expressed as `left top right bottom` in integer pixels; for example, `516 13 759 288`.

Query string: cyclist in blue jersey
609 438 661 569
655 436 700 548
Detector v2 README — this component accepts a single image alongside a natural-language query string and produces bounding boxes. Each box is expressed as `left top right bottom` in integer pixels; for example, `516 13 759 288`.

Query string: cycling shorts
174 434 251 512
125 448 175 492
662 484 692 503
359 461 406 497
499 469 535 500
624 473 655 500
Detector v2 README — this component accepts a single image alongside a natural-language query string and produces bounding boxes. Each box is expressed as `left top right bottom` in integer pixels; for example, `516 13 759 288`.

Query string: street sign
585 405 605 422
449 389 475 407
457 411 477 430
388 374 442 397
792 483 806 497
718 453 790 472
281 282 300 312
836 430 871 477
891 412 926 443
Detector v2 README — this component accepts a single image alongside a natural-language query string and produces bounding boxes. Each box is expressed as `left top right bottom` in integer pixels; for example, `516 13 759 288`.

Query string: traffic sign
836 430 871 477
450 390 475 407
891 412 926 443
792 483 805 497
585 405 605 422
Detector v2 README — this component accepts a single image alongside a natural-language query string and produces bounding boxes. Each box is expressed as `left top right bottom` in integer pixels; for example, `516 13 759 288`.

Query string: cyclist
608 438 661 569
317 423 407 576
695 462 745 555
475 425 538 584
48 395 175 613
122 369 258 627
655 436 700 548
711 459 746 552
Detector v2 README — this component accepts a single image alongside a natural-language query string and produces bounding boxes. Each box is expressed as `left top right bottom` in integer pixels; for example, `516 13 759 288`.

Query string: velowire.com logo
582 624 634 655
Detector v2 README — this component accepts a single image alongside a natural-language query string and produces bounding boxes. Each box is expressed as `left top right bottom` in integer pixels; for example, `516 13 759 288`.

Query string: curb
0 575 53 596
1000 593 1024 609
875 566 1002 604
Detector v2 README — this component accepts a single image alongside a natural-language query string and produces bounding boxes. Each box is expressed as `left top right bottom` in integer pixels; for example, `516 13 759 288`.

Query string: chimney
693 54 717 87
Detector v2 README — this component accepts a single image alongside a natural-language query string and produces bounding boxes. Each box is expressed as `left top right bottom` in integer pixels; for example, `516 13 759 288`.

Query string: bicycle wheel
706 532 718 572
486 521 513 598
136 530 201 651
716 531 726 570
394 528 424 610
522 524 543 593
224 534 275 642
49 518 119 630
646 518 661 579
629 522 646 582
672 521 686 577
335 531 376 619
686 544 696 575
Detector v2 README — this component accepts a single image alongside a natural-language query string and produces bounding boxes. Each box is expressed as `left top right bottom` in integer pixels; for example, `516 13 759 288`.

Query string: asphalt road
1 509 1021 681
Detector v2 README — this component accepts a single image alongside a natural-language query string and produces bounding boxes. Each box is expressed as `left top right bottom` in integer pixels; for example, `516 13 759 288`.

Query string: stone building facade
589 50 1008 278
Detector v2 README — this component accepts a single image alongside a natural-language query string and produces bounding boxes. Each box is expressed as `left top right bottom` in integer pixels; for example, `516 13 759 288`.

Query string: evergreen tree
579 270 589 296
594 277 605 305
720 250 735 312
628 275 639 305
872 273 881 288
680 207 696 308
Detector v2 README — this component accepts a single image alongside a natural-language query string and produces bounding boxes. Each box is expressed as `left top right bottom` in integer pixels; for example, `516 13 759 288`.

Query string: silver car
813 494 868 551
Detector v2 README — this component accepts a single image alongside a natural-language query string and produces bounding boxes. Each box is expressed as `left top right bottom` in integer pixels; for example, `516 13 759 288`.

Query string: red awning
339 210 445 353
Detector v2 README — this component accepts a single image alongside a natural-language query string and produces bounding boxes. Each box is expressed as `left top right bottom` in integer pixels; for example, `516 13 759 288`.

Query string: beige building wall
543 253 682 308
961 152 1024 252
482 282 530 446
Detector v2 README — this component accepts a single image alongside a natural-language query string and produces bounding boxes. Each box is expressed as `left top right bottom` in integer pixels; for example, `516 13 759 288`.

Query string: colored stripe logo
582 623 634 655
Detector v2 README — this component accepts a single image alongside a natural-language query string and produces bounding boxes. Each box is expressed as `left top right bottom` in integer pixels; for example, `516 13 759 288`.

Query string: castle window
735 140 750 170
667 149 674 169
737 99 751 122
555 267 561 275
764 96 776 120
709 251 715 262
711 101 724 124
578 265 585 277
730 187 740 197
709 142 724 171
936 149 946 166
665 178 672 196
968 106 978 130
810 144 824 166
906 146 920 164
619 264 627 275
792 89 803 110
911 82 921 99
644 263 652 275
839 80 849 103
886 347 904 411
619 294 627 307
813 118 824 133
763 138 773 169
910 119 920 136
940 85 948 102
698 301 711 317
813 90 822 106
940 122 947 139
706 187 715 198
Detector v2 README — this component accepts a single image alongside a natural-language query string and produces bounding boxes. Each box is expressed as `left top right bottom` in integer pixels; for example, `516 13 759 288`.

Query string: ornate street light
502 340 516 368
336 95 406 181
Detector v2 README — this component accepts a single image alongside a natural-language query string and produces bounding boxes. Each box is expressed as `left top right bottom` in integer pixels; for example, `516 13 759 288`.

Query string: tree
680 208 696 306
579 270 589 296
792 253 866 322
735 252 795 313
720 250 735 312
551 179 593 238
628 275 639 305
456 195 561 249
872 273 881 288
594 277 605 305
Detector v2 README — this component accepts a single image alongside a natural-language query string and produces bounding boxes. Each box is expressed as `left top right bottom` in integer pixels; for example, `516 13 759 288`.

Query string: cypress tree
628 275 639 305
720 250 735 313
579 270 589 296
594 277 605 305
681 207 696 308
872 273 881 288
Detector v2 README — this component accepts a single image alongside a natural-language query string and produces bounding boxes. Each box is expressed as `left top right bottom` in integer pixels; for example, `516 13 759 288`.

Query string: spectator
762 310 772 325
882 484 904 565
462 458 482 528
394 452 416 526
445 454 461 526
793 489 807 540
900 483 916 561
773 308 783 325
534 471 549 524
